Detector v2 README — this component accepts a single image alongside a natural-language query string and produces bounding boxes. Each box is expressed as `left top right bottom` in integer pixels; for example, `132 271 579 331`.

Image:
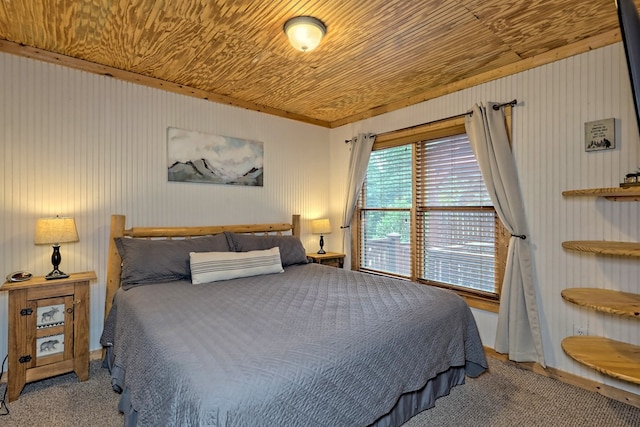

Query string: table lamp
311 218 331 254
35 216 79 280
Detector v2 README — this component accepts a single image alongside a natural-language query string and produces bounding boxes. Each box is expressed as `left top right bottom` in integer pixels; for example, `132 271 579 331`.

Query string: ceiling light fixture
284 16 326 52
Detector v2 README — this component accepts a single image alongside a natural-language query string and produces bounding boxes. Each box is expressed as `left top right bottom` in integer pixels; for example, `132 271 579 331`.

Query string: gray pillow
224 232 308 267
115 234 230 288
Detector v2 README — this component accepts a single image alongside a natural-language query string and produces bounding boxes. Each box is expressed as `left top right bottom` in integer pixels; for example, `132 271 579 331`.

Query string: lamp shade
284 16 326 52
35 217 79 245
311 218 332 235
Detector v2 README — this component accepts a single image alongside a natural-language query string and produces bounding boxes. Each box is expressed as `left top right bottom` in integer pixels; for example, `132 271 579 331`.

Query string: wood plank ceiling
0 0 632 127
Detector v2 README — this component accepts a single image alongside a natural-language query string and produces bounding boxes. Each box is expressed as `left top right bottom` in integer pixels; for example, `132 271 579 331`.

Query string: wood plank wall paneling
0 52 330 360
330 42 640 395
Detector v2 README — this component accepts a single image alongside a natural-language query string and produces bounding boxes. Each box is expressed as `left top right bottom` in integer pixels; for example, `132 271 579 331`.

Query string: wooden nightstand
307 252 345 268
0 271 96 401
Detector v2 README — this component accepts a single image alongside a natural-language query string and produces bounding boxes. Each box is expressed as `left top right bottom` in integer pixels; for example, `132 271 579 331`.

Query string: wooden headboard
105 214 301 321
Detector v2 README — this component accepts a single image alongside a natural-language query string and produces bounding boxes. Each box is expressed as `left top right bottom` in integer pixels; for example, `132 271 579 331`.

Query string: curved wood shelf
562 336 640 385
561 288 640 319
561 188 640 385
562 241 640 257
562 187 640 201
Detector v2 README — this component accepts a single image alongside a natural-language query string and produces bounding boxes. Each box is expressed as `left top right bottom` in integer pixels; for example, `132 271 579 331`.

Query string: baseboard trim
485 347 640 409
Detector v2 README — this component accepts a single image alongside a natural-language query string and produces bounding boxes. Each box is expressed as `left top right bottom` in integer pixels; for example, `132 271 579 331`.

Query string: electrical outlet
574 325 589 336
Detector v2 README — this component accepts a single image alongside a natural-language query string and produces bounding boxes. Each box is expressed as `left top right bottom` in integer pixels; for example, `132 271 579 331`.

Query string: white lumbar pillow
190 247 284 284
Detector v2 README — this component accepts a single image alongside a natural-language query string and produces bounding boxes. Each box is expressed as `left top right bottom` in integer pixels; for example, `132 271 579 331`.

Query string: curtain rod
345 99 518 143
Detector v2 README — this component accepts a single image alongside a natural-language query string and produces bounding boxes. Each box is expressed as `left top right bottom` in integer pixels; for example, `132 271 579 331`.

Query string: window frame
353 112 512 312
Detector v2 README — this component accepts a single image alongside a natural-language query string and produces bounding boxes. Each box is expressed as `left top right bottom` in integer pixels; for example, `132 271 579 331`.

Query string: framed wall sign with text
585 118 616 152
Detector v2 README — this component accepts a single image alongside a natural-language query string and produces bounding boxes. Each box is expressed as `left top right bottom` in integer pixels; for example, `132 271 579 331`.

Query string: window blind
360 145 412 277
416 134 497 294
364 145 412 209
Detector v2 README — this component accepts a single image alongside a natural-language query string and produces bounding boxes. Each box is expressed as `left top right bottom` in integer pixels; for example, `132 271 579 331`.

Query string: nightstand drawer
26 283 75 300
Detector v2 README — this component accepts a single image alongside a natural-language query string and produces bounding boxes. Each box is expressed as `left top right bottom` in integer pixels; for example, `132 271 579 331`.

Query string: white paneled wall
0 52 330 360
330 43 640 394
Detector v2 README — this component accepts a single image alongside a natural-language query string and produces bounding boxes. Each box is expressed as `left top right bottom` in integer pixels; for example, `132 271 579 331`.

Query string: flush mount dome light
284 16 326 52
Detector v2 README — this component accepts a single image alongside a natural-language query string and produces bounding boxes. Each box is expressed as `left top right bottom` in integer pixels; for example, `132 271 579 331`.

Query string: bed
101 214 488 426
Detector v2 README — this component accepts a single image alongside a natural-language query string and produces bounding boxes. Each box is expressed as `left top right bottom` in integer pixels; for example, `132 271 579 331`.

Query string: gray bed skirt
370 365 466 427
104 347 467 427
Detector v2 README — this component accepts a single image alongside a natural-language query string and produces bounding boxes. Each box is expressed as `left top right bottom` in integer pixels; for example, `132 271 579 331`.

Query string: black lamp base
45 268 69 280
46 244 69 280
317 235 326 254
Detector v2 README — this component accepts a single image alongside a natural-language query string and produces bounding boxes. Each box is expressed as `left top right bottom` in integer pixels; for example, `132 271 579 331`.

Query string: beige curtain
341 133 376 251
465 102 545 367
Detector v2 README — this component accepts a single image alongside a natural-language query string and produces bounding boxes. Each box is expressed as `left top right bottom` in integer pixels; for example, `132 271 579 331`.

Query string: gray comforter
101 263 487 426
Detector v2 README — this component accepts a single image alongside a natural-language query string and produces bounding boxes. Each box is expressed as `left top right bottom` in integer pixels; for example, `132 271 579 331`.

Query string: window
357 118 508 311
360 145 412 277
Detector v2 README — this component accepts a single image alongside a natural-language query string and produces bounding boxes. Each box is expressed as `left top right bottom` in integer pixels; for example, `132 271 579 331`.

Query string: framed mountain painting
167 127 264 186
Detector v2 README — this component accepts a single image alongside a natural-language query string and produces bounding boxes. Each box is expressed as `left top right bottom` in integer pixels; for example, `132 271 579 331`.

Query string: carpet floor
1 358 639 426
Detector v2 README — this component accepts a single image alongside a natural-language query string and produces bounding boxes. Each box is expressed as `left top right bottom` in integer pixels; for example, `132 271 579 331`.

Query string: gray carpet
1 358 639 426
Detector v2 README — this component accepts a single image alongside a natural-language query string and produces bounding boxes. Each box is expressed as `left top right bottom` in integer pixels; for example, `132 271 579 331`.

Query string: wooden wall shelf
562 241 640 257
561 187 640 385
561 288 640 319
562 336 640 385
562 187 640 201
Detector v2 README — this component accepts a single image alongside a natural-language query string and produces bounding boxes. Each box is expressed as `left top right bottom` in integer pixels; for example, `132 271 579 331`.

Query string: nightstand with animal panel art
0 271 96 401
